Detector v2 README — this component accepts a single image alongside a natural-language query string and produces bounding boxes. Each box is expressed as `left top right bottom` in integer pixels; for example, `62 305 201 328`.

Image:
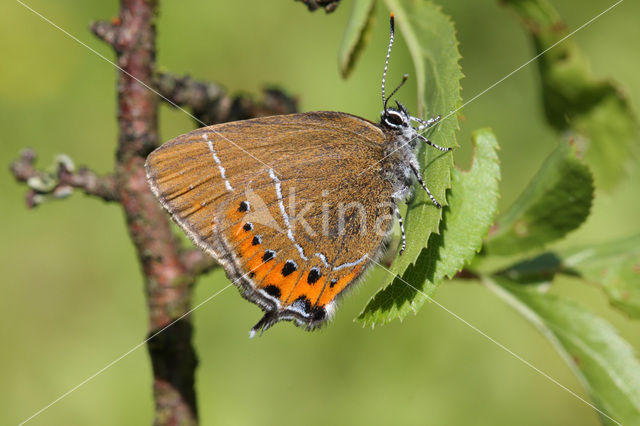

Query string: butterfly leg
417 133 451 152
413 114 441 131
394 205 407 255
409 161 442 208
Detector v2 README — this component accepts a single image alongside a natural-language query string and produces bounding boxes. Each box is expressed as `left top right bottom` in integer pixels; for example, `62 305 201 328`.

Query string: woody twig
10 148 120 207
154 72 298 126
92 1 200 424
8 1 302 424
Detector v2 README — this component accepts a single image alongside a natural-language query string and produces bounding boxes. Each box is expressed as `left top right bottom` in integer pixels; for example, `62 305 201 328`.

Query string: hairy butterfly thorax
145 14 452 336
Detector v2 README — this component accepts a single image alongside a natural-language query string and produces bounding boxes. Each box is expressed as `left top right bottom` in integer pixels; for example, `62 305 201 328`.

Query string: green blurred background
2 1 639 424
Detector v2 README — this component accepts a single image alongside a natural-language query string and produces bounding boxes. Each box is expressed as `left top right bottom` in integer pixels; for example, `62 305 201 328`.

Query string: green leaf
495 252 564 284
485 276 640 426
492 234 640 318
484 140 593 256
503 0 640 189
562 235 640 318
359 129 500 326
337 0 376 78
380 0 462 279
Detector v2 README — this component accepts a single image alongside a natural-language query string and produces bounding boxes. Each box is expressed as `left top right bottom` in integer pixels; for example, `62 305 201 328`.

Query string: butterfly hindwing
146 112 396 330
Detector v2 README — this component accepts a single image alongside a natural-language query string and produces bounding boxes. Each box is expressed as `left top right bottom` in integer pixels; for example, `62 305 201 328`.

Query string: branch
154 72 298 126
180 248 220 277
12 2 303 424
91 19 120 51
93 1 198 424
10 148 119 207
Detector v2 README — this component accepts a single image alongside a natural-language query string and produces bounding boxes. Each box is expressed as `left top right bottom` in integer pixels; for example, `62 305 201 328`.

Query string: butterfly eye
385 111 404 126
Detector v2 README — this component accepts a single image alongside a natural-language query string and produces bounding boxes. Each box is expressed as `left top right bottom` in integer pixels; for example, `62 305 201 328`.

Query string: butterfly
145 14 451 336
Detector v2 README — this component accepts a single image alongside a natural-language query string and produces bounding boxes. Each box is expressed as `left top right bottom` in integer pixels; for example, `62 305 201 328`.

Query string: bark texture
10 1 298 424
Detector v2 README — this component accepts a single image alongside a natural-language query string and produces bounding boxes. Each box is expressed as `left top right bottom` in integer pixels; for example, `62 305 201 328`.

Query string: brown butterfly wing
146 111 395 332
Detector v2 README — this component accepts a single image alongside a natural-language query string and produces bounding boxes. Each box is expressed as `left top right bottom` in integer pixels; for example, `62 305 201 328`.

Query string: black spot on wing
262 250 276 262
264 285 281 300
282 260 297 277
307 268 321 284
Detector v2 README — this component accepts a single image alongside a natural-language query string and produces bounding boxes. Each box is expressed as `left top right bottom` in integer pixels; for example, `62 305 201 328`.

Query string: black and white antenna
382 14 410 111
381 13 396 110
385 74 408 110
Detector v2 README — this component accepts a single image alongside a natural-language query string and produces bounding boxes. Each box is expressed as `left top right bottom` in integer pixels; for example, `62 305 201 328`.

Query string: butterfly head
381 100 411 129
380 14 444 149
380 15 416 138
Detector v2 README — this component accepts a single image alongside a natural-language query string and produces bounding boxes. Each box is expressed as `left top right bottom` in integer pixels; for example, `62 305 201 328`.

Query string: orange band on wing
226 200 249 223
316 266 363 307
245 253 276 283
258 263 303 301
230 222 245 238
236 235 260 260
283 271 328 307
